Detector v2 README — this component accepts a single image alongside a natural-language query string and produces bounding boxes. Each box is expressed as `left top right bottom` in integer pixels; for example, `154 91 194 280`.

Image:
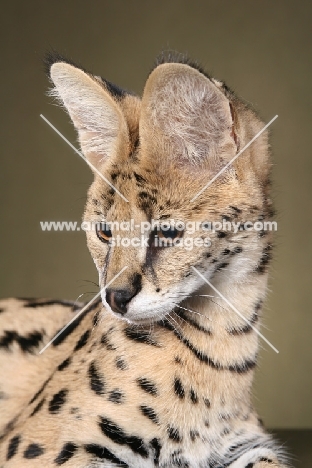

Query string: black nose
105 289 136 315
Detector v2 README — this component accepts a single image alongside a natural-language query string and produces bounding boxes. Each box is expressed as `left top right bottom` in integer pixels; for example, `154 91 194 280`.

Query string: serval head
47 52 273 324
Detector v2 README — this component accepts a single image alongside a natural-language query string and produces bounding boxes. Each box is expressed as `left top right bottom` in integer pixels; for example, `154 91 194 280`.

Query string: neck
168 272 268 413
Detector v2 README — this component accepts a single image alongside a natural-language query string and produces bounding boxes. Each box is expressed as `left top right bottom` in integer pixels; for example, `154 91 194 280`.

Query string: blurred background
0 1 311 463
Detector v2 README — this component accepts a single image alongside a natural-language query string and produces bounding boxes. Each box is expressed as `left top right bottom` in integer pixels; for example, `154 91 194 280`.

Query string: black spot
190 389 198 404
0 416 19 439
85 444 129 466
174 378 185 399
30 398 45 417
134 172 146 185
125 327 160 347
108 187 115 196
150 438 161 465
24 299 80 310
255 244 272 274
222 215 231 222
99 417 148 458
215 262 229 272
229 206 242 213
227 310 259 335
228 442 244 453
24 443 44 459
204 398 211 408
189 430 199 442
100 332 116 350
74 329 90 351
54 442 78 465
108 389 124 404
58 357 72 371
259 458 274 463
160 320 256 373
115 356 128 370
245 464 254 468
7 435 21 460
222 249 231 255
232 246 243 254
110 172 119 181
93 311 100 326
177 310 212 335
137 377 158 396
219 413 231 421
0 330 43 353
0 308 4 314
29 376 52 404
206 252 212 258
167 426 182 443
169 449 189 467
52 300 100 346
221 427 231 436
156 287 161 292
88 361 105 395
255 299 263 312
48 389 68 414
140 405 159 424
138 191 157 204
132 273 142 296
216 231 227 238
174 356 182 364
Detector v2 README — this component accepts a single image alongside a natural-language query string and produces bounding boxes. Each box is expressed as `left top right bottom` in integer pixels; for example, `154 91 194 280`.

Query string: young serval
0 52 289 467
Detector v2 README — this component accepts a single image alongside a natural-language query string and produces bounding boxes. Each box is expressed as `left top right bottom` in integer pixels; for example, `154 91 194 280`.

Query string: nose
105 288 137 315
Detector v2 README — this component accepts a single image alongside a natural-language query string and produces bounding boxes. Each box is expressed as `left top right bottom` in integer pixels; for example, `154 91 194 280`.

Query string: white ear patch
140 63 236 167
50 63 128 167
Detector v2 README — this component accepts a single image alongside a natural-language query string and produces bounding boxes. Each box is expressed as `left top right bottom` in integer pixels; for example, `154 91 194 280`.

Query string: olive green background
0 0 311 432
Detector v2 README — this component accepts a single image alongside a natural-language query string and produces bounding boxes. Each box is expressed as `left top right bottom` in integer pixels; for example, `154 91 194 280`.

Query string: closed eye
96 223 112 243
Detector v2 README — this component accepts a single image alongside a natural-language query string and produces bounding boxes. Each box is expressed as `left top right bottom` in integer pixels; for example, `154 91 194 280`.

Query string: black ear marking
102 78 127 100
44 50 131 102
43 50 87 77
153 50 212 80
229 102 240 151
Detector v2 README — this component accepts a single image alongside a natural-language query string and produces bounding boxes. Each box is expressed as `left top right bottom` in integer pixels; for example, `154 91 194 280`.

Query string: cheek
86 234 108 270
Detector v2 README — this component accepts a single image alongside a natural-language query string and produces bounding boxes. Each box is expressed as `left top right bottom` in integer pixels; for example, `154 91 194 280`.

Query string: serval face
50 55 272 324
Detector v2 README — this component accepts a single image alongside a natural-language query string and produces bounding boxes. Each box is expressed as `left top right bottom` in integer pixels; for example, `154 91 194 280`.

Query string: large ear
140 63 238 170
49 61 129 169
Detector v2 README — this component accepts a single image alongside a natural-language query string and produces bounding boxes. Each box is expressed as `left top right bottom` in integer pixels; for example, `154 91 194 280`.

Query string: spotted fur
0 52 290 467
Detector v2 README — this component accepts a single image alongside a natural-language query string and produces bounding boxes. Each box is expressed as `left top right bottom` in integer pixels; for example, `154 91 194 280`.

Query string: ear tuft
43 50 87 78
153 50 211 81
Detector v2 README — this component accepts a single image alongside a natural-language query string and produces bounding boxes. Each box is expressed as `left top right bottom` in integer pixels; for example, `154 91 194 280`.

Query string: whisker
167 313 181 334
80 279 100 287
173 303 211 320
172 310 188 326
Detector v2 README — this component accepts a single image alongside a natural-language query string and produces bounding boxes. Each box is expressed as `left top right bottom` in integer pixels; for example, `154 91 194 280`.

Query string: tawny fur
0 53 289 467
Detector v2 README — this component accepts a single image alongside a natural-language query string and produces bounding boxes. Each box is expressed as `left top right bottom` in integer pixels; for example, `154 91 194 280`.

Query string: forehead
88 157 231 226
